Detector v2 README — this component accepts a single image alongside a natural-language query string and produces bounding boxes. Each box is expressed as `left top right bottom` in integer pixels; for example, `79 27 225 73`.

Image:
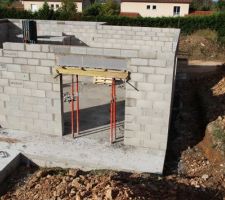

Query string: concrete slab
0 129 165 173
0 149 21 184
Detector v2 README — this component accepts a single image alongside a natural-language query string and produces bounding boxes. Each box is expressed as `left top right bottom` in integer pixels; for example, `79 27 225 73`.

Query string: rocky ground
1 66 225 200
0 165 224 200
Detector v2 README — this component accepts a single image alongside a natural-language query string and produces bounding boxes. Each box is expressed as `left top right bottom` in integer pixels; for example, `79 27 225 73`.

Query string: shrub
83 0 119 16
83 3 103 16
58 0 78 20
101 0 120 16
35 1 55 20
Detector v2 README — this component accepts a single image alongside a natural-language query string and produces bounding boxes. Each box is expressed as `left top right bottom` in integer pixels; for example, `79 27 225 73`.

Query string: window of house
51 4 54 9
153 5 156 9
147 5 150 9
31 4 38 12
56 4 59 9
173 6 180 16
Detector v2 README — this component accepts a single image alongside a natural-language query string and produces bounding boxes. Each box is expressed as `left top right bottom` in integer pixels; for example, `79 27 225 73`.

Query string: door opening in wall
56 67 129 144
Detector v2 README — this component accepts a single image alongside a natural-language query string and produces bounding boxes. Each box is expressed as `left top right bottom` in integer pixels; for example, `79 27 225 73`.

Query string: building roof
22 0 82 2
121 0 192 3
120 12 141 17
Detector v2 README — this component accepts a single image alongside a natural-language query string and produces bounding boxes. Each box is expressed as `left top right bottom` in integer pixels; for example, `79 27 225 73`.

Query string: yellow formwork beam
56 66 130 80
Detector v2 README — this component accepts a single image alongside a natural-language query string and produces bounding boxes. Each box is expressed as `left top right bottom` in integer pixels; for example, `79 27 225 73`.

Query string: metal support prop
71 75 75 138
110 78 117 143
76 75 80 136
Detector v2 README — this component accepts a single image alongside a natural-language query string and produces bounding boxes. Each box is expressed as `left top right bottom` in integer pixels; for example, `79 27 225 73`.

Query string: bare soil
179 30 225 62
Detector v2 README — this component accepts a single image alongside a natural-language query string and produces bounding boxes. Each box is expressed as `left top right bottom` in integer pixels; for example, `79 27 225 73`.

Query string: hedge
1 7 225 41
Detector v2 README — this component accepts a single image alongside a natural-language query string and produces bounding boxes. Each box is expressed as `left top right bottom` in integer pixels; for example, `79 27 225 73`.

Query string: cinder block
18 51 32 58
6 64 21 72
146 92 164 100
32 89 46 98
9 80 23 88
138 66 155 74
4 50 18 57
137 82 154 91
149 59 166 67
4 86 17 95
130 73 146 82
28 59 39 66
18 88 32 96
36 66 51 75
53 84 60 92
24 111 38 119
46 91 60 99
30 74 45 82
21 65 36 73
3 42 24 51
20 103 33 111
40 59 55 67
0 57 13 63
153 101 170 111
70 46 87 54
26 44 41 52
33 104 46 112
87 48 103 55
156 68 173 75
0 63 7 71
2 71 15 79
41 45 49 52
50 46 71 54
14 58 27 65
32 52 47 59
39 113 53 120
38 82 52 91
0 79 8 86
126 98 136 107
47 53 56 60
23 81 37 89
142 139 160 149
155 84 172 92
147 74 165 83
0 93 10 101
103 49 121 57
136 100 152 108
15 73 30 81
131 58 148 66
121 50 138 58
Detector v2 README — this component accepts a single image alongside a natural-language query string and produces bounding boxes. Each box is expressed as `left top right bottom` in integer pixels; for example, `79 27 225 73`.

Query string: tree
83 0 119 16
101 0 120 16
190 0 213 11
59 0 77 19
217 0 225 11
37 1 54 19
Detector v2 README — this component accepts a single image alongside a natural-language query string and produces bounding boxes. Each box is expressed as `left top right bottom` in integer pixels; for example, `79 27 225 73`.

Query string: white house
22 0 83 12
120 0 192 17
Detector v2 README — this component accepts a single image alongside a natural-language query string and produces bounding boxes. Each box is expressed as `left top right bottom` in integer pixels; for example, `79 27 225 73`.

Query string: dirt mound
1 166 223 200
198 118 225 164
179 30 225 61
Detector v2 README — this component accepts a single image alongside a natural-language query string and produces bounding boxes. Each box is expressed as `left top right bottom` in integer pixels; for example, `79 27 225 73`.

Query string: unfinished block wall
0 20 180 163
0 43 62 135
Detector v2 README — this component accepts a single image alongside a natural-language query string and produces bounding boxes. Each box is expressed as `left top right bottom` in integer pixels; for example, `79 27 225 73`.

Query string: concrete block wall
0 42 63 135
0 20 180 170
7 19 180 52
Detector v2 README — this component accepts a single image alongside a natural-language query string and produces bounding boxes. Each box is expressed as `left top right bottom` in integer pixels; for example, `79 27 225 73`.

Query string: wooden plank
93 77 113 85
56 67 129 80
